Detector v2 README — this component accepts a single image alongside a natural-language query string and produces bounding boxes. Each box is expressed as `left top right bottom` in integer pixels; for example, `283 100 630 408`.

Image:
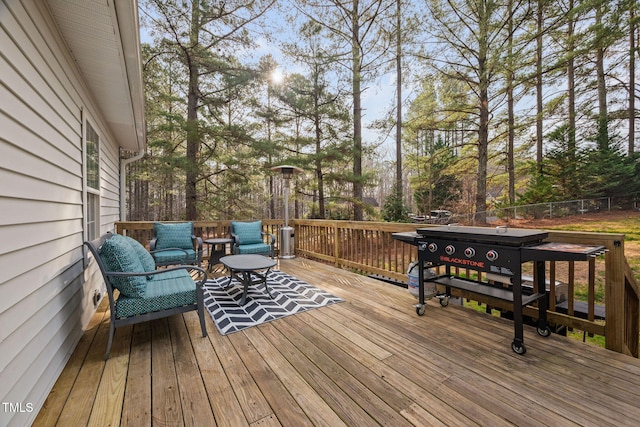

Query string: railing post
605 238 626 354
333 221 339 267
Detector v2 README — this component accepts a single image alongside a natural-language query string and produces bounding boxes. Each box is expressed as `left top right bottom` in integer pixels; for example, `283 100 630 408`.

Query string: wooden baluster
568 261 575 318
588 256 596 323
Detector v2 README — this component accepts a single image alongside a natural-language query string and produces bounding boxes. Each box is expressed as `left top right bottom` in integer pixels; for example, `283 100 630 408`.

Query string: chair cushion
99 234 146 298
154 222 193 250
236 243 271 255
232 221 263 245
123 235 156 272
153 249 197 265
114 269 197 319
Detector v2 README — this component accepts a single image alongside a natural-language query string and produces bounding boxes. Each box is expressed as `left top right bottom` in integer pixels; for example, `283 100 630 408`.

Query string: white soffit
46 0 145 152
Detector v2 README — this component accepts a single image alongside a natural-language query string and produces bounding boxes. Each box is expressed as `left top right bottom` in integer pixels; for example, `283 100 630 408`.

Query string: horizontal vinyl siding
100 137 121 230
0 1 124 425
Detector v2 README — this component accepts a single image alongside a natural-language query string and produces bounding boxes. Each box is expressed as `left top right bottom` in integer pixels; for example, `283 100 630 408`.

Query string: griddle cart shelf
433 276 546 307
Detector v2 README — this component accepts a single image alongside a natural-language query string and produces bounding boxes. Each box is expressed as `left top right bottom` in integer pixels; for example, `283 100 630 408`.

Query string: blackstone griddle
392 225 605 355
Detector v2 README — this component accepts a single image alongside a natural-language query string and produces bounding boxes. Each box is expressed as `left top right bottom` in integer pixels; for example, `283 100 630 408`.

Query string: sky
252 35 405 158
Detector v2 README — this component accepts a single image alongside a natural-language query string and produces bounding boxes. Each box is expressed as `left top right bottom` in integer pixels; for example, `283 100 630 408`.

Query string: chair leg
104 322 115 360
197 286 208 337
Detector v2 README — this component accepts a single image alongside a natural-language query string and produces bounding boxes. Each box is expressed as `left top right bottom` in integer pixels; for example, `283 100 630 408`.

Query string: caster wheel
537 326 551 337
440 296 450 307
511 341 526 355
416 305 426 316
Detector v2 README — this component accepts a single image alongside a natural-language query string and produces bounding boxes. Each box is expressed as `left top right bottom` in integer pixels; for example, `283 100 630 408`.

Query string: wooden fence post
333 221 339 267
605 238 626 354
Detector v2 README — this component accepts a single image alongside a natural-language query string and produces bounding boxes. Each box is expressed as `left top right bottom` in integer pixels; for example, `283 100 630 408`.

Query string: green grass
566 330 606 347
544 217 640 242
543 214 640 285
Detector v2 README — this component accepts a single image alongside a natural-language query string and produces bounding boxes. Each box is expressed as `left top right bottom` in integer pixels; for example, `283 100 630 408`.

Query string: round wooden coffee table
220 255 277 305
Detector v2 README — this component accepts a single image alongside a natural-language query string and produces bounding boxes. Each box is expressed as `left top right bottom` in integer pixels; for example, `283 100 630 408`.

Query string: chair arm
105 265 207 284
193 235 203 261
192 235 203 250
149 238 158 251
149 247 190 256
230 233 240 253
261 232 276 244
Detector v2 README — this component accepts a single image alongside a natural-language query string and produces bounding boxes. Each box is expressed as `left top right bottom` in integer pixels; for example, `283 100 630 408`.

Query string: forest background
127 0 640 224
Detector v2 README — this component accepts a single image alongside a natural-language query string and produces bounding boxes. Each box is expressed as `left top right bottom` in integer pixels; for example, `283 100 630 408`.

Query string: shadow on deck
34 258 640 426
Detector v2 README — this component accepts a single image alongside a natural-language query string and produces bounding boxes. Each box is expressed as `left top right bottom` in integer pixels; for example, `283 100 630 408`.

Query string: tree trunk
629 3 636 154
507 0 515 205
185 2 200 220
567 0 576 163
536 0 544 174
314 67 326 218
476 2 489 224
395 0 403 204
595 4 608 151
352 2 363 221
477 90 489 224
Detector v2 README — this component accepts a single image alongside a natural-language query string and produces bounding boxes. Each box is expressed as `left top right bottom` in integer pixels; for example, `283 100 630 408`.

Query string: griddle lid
416 225 548 246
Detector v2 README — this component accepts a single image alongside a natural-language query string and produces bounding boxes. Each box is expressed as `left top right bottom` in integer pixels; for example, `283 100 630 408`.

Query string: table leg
208 244 226 273
224 268 234 290
261 267 274 298
239 271 251 305
235 269 274 305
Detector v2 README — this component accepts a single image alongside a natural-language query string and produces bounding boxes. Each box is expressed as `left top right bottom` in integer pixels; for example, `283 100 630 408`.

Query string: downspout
120 150 144 221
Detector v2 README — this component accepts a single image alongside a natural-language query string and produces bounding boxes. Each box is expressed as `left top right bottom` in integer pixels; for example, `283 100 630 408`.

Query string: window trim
83 116 100 242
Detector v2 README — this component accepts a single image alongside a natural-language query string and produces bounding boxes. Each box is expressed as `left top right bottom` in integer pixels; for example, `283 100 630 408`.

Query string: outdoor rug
203 270 344 335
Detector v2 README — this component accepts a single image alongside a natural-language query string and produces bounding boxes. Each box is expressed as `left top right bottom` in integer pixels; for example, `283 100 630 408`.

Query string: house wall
0 1 121 425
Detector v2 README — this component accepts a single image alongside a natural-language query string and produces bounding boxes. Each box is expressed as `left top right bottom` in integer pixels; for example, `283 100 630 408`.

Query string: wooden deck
35 258 640 426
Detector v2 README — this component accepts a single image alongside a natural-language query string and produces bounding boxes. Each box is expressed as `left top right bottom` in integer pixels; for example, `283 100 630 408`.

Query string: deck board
34 257 640 426
121 321 151 427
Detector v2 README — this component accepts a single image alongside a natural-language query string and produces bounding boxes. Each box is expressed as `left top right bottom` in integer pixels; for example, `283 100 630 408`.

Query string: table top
204 237 234 244
220 254 276 271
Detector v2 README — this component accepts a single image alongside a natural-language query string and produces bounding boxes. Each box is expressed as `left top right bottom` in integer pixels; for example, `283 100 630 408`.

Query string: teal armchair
230 220 275 258
85 232 208 359
150 222 203 267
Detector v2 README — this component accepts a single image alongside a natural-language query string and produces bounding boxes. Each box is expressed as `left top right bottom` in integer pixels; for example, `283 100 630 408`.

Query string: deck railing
115 219 639 357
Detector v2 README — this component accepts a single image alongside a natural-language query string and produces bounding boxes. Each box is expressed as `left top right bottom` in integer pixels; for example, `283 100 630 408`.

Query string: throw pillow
99 234 147 298
123 235 156 273
232 221 263 245
154 222 194 250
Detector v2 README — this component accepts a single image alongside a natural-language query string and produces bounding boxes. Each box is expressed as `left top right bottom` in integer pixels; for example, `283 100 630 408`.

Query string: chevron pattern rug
203 270 344 335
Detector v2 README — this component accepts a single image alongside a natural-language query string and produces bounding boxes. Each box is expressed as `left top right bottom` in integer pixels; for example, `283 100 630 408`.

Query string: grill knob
445 245 455 255
464 247 475 258
486 250 499 261
428 243 438 252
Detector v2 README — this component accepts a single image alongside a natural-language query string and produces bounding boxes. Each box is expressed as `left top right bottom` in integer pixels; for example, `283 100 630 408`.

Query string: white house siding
0 1 124 425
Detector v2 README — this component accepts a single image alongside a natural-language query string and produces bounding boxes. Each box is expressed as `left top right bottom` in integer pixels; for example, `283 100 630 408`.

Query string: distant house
363 196 379 208
0 1 145 425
